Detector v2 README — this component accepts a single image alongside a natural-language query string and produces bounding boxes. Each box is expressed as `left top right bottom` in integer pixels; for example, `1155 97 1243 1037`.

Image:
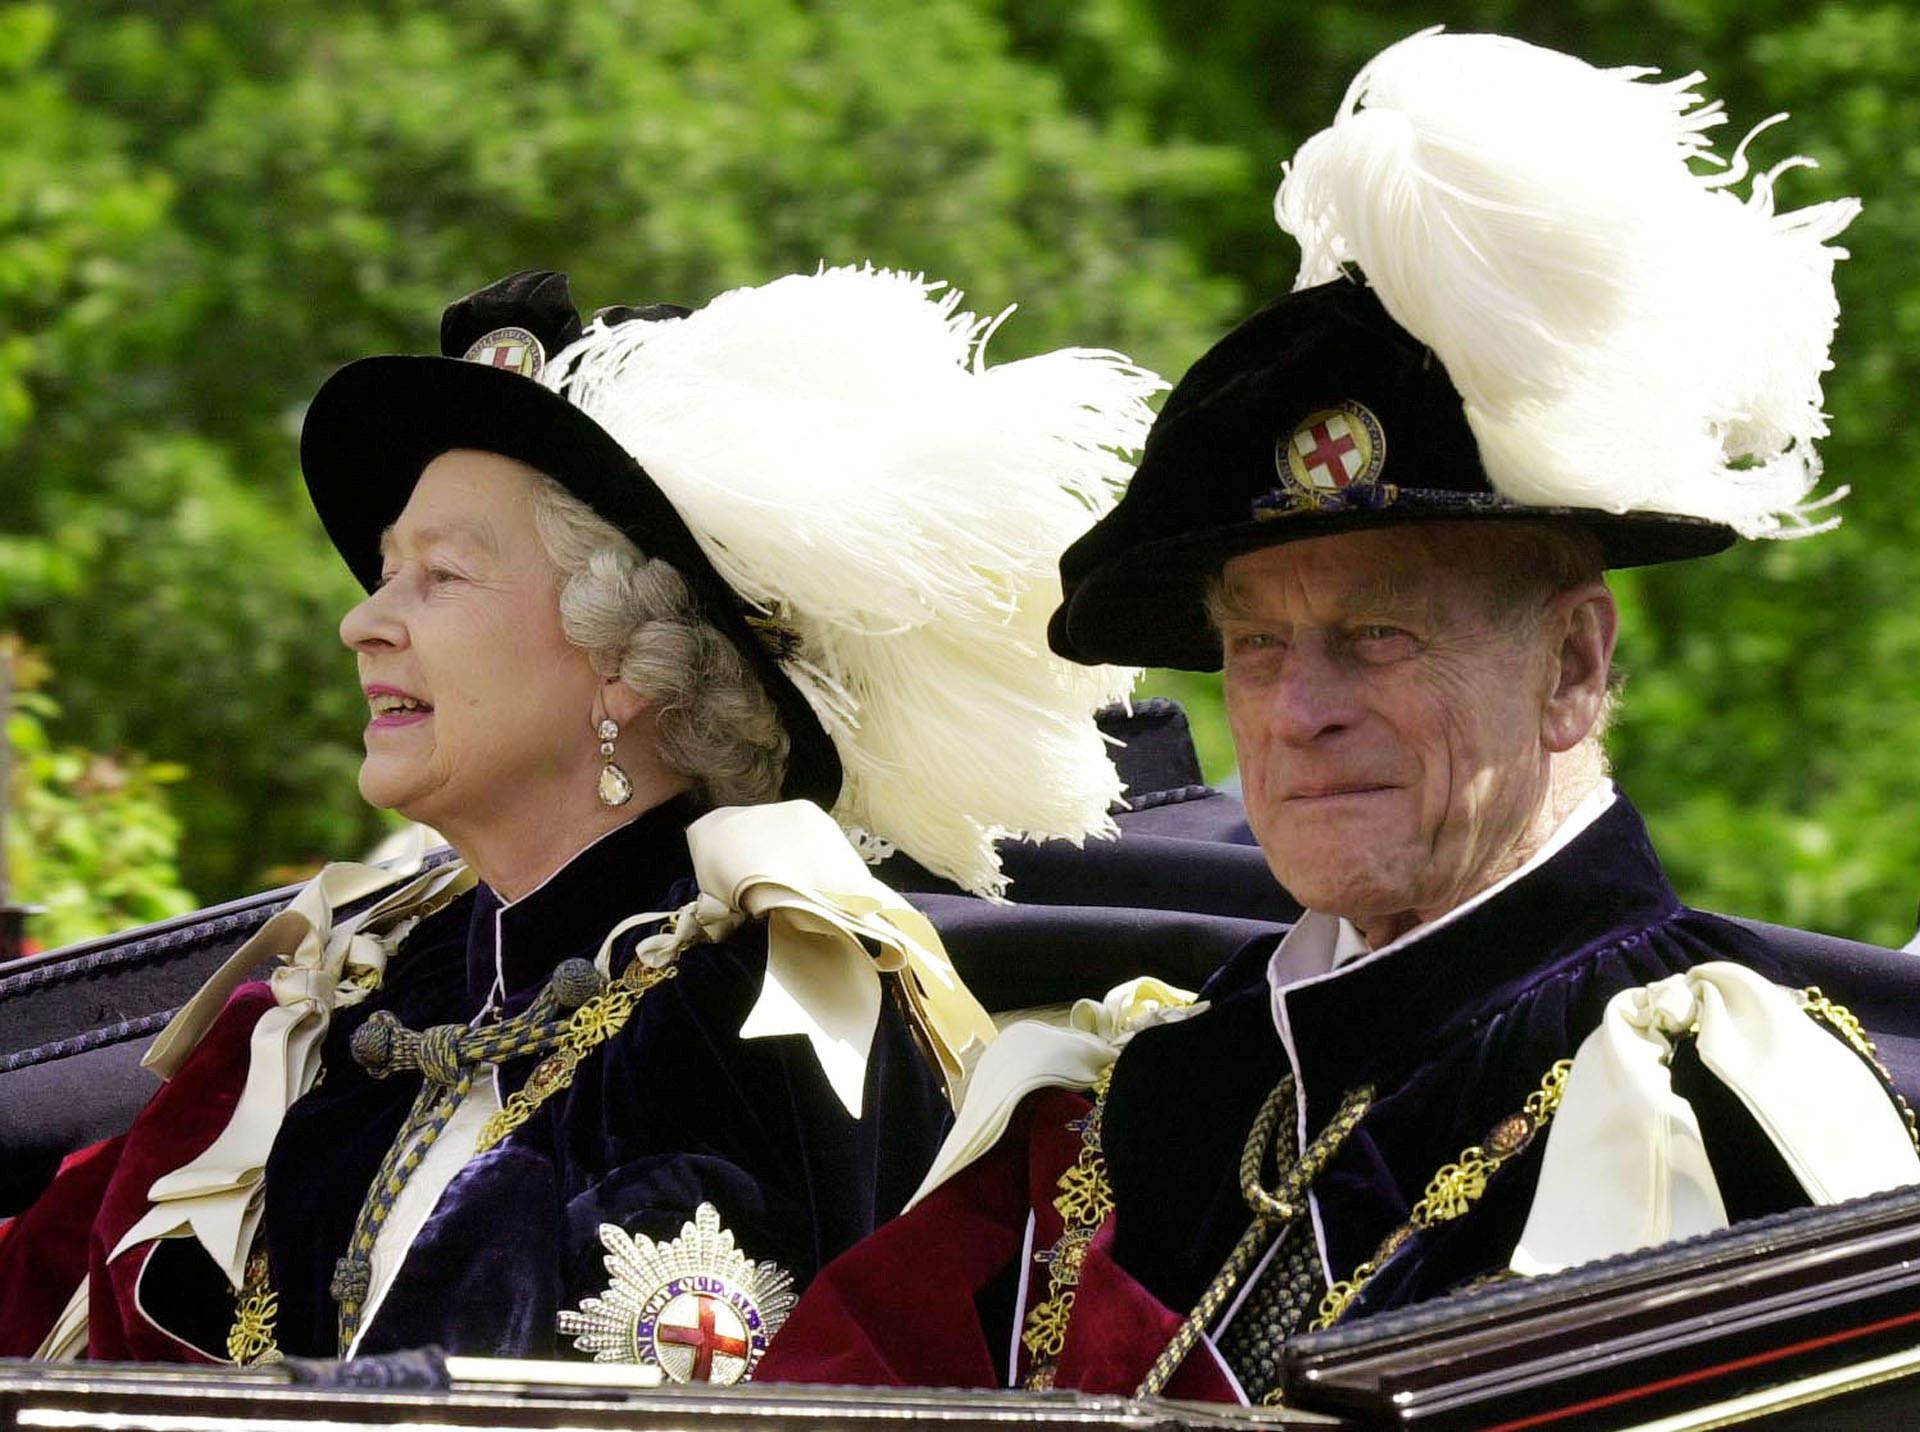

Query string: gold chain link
1020 1065 1114 1385
1800 987 1920 1153
1313 1058 1572 1330
226 1245 282 1365
1310 984 1911 1332
476 958 681 1153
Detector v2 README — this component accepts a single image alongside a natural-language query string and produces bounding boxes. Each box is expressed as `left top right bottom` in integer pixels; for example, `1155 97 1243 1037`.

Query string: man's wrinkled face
1217 526 1560 938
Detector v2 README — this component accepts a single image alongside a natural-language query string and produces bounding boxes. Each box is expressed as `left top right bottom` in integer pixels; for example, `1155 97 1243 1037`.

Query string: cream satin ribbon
1511 961 1920 1276
905 976 1198 1210
693 801 997 1117
31 1281 89 1361
110 857 477 1288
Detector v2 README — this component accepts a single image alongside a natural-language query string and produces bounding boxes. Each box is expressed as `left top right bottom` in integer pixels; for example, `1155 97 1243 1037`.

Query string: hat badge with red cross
1272 399 1387 509
463 325 547 380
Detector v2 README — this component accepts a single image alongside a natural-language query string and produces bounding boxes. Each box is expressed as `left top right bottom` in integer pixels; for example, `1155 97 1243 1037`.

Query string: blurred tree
3 0 1245 911
4 646 196 947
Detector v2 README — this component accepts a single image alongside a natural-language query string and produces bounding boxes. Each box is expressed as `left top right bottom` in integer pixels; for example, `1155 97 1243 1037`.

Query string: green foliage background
6 674 197 947
4 0 1917 945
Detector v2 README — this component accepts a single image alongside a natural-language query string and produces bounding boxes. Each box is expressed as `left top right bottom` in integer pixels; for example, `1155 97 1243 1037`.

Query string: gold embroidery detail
1052 1161 1114 1226
1021 1066 1113 1386
1800 987 1920 1153
476 958 681 1154
227 1246 282 1365
1023 1291 1077 1360
1313 1058 1572 1330
1420 1149 1494 1221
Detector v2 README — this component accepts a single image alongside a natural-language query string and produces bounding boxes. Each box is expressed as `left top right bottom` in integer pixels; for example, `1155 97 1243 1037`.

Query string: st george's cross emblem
1271 399 1387 509
558 1204 796 1385
462 325 547 380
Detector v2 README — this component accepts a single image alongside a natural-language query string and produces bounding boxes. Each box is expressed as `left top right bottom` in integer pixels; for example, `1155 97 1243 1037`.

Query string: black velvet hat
1047 278 1737 672
301 269 843 808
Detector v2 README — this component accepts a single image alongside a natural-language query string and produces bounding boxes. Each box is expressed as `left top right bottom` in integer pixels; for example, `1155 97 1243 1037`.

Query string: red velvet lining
85 983 276 1362
759 1084 1239 1402
0 1136 126 1355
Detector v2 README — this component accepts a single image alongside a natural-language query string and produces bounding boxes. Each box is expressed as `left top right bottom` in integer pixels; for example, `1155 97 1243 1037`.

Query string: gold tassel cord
331 953 682 1353
478 960 682 1152
1133 1078 1371 1400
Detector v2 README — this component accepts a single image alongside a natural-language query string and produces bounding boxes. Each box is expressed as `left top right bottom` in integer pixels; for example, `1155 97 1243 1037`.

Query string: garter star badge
463 325 546 380
558 1203 795 1384
1261 399 1388 514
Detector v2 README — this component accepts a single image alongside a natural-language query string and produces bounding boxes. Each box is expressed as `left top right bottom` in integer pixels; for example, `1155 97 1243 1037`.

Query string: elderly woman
0 265 1158 1374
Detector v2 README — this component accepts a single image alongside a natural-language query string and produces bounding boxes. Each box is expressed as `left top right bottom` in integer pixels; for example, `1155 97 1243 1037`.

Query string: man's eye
1350 624 1418 658
426 566 463 585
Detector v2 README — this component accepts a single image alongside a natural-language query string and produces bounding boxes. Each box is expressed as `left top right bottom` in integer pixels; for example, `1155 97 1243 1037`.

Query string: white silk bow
113 857 476 1287
698 801 997 1116
1511 960 1920 1276
904 976 1199 1209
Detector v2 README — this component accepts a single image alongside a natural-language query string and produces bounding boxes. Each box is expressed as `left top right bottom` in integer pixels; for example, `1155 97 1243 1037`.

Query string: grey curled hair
529 476 790 808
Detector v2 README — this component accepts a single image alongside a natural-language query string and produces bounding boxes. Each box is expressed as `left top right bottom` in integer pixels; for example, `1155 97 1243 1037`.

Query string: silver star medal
558 1203 796 1385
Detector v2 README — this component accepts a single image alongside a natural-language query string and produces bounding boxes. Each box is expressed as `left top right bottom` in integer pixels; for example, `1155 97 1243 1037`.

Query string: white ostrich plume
547 264 1161 897
1275 29 1859 538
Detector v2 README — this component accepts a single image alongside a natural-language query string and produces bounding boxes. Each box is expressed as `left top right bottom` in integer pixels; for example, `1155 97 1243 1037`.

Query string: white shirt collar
1266 780 1618 1020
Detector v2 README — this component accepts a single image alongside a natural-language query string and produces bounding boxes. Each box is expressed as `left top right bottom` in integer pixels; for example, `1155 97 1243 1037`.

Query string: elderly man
760 30 1920 1404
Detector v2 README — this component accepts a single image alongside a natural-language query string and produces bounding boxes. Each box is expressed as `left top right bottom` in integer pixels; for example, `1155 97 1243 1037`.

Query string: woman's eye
426 566 463 585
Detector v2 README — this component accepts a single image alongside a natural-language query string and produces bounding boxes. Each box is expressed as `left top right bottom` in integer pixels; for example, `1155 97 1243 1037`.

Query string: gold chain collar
1133 1077 1371 1399
226 950 682 1365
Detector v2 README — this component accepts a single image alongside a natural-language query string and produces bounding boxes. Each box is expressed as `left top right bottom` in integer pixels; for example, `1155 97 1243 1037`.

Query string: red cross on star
657 1296 751 1382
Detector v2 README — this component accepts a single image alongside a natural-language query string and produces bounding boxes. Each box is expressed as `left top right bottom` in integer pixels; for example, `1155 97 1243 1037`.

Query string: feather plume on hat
1275 29 1858 538
546 265 1161 898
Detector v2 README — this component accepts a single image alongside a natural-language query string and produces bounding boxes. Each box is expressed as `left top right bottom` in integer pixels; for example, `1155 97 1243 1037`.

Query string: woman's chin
357 760 435 817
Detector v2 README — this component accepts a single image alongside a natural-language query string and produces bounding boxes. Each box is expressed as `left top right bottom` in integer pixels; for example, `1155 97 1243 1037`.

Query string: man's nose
1265 637 1361 745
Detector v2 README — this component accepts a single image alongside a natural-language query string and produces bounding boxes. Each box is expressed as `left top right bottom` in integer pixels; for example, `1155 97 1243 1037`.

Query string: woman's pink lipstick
364 683 434 730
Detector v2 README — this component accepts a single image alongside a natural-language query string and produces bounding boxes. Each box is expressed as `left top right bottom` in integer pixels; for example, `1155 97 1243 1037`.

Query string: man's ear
1541 581 1618 754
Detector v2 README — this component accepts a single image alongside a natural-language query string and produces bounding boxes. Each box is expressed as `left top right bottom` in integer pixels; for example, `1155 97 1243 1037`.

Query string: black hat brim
1050 501 1735 672
302 354 842 807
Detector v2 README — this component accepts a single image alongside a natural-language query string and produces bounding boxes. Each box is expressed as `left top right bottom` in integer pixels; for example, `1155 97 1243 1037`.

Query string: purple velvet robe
763 792 1920 1396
